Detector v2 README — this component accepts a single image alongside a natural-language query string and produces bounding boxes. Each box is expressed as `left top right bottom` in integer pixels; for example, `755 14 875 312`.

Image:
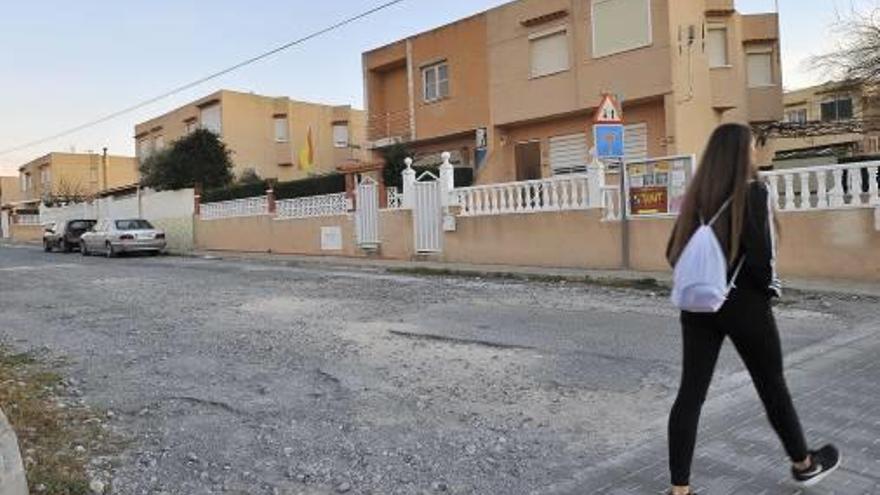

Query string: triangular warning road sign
594 94 623 123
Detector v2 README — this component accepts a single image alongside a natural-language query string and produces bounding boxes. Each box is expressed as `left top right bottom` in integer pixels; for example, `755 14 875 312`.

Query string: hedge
201 167 472 203
273 174 346 200
200 181 269 203
200 174 347 203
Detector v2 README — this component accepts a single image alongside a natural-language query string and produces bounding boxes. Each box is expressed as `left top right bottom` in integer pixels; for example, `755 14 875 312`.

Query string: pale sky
0 0 864 174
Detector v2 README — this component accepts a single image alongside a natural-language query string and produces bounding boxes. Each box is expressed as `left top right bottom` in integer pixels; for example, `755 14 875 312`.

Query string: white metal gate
355 177 380 248
1 210 9 239
413 171 443 253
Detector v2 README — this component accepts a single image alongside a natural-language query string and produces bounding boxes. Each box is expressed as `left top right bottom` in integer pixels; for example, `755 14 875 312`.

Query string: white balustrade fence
14 214 41 225
454 174 592 217
276 193 349 219
601 186 622 221
200 196 268 220
761 162 880 212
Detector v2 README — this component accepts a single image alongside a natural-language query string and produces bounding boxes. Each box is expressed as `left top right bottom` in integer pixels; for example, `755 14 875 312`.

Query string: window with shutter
333 124 349 148
592 0 652 58
530 29 570 78
747 52 773 87
199 103 222 134
624 123 648 162
274 116 289 143
707 26 728 67
550 133 589 175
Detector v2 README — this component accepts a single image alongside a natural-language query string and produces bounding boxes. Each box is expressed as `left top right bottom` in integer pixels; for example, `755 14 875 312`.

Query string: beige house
0 176 23 207
134 90 367 183
364 0 782 183
14 152 138 206
773 80 880 164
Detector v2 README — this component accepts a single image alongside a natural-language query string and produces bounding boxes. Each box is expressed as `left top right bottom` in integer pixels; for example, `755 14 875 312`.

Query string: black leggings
668 288 809 486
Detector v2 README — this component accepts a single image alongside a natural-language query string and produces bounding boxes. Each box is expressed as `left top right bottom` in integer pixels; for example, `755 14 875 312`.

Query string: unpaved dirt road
0 245 875 494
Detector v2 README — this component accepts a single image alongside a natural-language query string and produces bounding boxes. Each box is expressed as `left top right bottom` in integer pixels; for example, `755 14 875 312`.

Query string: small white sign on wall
321 226 343 251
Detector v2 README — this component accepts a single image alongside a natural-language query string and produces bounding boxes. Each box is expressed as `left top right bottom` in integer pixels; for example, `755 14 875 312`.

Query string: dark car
43 219 97 252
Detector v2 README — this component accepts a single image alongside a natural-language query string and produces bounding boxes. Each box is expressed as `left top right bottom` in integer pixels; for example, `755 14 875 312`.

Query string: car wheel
105 242 116 258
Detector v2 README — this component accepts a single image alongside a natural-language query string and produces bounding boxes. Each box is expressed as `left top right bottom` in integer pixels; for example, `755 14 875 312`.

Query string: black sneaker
792 444 841 486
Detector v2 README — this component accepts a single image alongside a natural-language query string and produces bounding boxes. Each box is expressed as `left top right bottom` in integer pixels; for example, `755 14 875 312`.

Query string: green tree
140 129 234 191
381 143 412 189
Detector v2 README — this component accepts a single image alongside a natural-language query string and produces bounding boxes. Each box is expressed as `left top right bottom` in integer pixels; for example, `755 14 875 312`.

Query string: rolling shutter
550 133 588 175
624 123 648 162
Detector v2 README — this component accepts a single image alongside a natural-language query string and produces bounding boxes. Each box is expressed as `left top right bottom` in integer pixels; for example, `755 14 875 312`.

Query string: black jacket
735 181 782 297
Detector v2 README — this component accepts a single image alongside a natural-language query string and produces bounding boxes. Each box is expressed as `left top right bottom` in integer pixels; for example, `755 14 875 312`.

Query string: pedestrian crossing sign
594 93 623 123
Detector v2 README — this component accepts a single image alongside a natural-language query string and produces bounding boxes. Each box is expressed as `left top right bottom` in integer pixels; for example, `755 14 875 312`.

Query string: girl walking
664 123 839 495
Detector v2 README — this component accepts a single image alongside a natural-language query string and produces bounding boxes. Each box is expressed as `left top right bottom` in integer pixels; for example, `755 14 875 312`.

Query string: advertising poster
625 155 695 216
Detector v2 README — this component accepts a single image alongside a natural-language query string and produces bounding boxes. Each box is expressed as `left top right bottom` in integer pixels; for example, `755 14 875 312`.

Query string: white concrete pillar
438 151 455 206
586 146 606 208
402 157 416 209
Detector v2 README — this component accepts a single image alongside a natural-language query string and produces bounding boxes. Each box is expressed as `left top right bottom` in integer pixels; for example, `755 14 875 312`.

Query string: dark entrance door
515 141 542 181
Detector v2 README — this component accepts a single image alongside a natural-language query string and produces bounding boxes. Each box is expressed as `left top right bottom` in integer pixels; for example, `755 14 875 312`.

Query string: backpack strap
727 256 746 291
707 196 734 226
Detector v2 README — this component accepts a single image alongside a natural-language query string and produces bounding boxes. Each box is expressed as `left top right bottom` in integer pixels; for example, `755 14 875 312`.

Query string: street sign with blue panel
594 123 624 159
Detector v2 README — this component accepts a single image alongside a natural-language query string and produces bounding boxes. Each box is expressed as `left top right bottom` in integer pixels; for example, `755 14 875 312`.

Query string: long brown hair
667 123 756 267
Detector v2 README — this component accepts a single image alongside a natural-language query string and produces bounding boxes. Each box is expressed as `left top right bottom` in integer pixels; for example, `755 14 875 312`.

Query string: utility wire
0 0 406 158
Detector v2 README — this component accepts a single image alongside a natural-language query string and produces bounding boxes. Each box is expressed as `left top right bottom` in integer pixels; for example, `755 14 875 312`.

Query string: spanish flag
299 126 314 173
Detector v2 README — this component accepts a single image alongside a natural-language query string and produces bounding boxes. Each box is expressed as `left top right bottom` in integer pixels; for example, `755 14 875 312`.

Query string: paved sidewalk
187 249 880 298
541 324 880 495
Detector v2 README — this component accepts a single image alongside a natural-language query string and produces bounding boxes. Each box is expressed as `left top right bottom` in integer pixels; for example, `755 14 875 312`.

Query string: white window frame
591 0 653 59
422 61 449 103
529 26 571 79
274 116 289 143
746 47 775 88
332 123 350 148
706 24 730 68
785 108 807 124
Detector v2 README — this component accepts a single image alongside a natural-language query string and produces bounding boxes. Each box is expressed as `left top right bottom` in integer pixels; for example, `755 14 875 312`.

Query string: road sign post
592 93 630 268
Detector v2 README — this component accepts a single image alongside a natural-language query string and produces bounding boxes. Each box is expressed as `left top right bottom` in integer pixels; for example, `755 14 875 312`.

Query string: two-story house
134 90 367 182
773 80 880 166
16 152 139 205
364 0 782 184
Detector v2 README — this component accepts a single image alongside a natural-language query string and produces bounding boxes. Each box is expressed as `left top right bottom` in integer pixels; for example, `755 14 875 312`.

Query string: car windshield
69 220 95 230
115 219 154 230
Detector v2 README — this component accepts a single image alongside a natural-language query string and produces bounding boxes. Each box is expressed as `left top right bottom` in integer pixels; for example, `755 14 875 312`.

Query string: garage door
550 132 589 175
624 123 648 162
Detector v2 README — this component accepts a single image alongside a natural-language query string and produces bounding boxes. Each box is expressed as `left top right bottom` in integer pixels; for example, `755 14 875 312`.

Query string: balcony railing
367 109 412 143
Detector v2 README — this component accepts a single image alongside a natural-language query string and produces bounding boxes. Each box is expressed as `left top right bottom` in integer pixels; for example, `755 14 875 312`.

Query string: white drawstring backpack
671 197 745 313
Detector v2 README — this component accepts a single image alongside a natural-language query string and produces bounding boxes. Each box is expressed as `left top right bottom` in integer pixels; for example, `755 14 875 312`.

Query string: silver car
80 218 166 257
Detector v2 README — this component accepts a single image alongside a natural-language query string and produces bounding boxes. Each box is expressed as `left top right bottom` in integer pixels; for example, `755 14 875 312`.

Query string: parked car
43 219 97 252
80 219 166 257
